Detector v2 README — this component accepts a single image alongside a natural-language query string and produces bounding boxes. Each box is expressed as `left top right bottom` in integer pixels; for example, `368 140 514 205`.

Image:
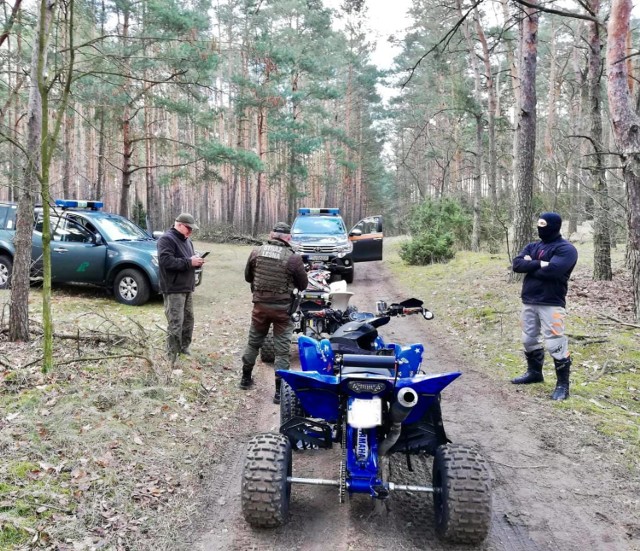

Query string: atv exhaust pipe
379 388 418 456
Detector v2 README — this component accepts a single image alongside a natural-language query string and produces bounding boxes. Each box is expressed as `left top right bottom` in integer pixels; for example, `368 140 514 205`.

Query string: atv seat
341 353 396 376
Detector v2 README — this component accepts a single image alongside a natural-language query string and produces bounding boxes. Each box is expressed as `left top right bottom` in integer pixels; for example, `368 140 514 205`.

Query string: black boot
551 358 571 400
511 349 545 384
240 366 254 390
273 377 282 404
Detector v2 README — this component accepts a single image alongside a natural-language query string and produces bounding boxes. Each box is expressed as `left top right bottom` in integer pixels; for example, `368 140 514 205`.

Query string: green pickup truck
0 199 202 306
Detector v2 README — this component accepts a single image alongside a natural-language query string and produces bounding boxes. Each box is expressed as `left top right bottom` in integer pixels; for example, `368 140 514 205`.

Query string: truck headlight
335 241 353 257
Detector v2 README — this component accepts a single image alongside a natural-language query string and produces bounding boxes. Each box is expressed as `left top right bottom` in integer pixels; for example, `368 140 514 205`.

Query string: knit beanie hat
272 221 291 234
537 212 562 243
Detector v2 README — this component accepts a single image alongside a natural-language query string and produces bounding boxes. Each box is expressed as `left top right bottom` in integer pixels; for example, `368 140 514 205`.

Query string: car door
349 215 383 262
33 214 106 283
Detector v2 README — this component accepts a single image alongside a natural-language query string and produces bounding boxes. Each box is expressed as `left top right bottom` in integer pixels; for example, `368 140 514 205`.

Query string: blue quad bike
241 299 492 545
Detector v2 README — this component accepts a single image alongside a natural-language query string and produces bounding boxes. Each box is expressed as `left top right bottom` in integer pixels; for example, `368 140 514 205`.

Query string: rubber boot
511 348 545 384
239 366 254 390
551 358 571 400
273 377 282 405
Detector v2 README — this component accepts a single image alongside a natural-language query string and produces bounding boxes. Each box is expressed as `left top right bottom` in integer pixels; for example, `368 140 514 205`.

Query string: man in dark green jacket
157 213 205 363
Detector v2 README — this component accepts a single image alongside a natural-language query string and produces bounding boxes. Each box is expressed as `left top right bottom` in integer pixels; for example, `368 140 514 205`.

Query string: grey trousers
163 292 194 360
521 303 569 360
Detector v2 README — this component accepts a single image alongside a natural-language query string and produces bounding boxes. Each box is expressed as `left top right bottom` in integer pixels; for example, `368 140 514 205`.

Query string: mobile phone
200 251 210 258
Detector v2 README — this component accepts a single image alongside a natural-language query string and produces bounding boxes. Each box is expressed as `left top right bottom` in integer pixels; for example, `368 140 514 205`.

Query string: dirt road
192 260 639 551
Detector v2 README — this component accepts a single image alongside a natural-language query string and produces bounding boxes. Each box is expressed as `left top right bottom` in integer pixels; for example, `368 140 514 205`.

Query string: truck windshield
292 217 345 235
96 215 151 241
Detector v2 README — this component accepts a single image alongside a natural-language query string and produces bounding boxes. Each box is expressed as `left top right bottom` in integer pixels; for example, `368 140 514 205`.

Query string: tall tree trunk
607 0 640 320
62 105 72 198
10 0 56 342
118 8 132 217
568 41 586 236
253 106 266 236
475 11 498 210
589 0 612 281
511 4 539 265
457 0 483 251
543 25 559 196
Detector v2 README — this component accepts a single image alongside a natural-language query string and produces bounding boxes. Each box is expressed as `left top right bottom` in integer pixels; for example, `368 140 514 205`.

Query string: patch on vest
259 245 284 260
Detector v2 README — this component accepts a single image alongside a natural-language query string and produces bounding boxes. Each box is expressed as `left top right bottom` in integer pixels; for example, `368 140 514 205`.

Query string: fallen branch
19 354 153 370
488 459 548 469
600 314 640 329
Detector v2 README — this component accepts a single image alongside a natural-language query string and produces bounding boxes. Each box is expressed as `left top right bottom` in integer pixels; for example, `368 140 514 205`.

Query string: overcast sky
323 0 413 69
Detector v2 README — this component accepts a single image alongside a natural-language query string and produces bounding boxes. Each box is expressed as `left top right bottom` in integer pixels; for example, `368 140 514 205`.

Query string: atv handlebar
387 305 434 320
303 300 434 323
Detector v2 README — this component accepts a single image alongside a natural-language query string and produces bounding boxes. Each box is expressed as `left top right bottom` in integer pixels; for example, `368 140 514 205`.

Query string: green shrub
399 198 471 265
407 197 471 246
399 232 455 264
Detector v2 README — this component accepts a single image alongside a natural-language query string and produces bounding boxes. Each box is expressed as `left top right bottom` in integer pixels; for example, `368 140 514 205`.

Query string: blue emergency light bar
55 199 104 210
298 208 340 216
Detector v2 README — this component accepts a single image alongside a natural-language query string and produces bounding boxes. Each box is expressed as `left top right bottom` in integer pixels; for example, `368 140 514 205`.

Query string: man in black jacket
241 222 308 403
511 212 578 400
157 213 205 363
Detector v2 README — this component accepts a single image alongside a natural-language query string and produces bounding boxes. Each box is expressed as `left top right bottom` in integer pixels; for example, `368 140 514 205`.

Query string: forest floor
0 238 638 550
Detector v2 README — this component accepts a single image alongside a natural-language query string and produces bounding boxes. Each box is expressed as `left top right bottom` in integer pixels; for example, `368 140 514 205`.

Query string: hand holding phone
200 251 210 258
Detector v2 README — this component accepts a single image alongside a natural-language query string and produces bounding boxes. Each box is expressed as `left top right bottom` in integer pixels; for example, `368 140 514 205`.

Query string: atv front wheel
241 433 292 528
260 331 275 363
432 443 491 544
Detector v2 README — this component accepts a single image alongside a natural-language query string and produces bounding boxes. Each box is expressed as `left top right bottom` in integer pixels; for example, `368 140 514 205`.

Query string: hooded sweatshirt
512 213 578 307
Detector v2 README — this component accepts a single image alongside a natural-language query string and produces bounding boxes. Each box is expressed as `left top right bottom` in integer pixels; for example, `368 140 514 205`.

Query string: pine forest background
2 0 640 317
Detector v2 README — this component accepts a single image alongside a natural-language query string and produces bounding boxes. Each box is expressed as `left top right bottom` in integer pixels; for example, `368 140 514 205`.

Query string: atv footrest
389 422 444 455
280 416 333 449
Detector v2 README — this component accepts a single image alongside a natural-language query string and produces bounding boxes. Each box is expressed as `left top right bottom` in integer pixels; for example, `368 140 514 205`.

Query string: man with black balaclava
511 212 578 400
240 222 308 404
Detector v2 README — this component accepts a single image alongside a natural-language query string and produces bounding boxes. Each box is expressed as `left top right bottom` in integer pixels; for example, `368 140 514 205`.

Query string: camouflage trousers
242 302 293 375
163 292 194 362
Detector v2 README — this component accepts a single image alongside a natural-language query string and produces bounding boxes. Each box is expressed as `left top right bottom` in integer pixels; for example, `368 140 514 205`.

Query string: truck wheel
241 433 292 528
114 268 150 306
280 381 306 425
343 266 354 284
0 255 13 289
432 443 491 544
260 331 275 363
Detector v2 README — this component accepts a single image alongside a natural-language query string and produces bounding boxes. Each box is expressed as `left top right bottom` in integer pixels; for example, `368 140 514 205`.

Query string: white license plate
348 397 382 429
308 255 329 261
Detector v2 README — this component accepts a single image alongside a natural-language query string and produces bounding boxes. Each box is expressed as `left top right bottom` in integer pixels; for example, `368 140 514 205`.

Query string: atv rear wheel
241 433 292 528
432 443 491 544
260 330 275 363
280 381 306 425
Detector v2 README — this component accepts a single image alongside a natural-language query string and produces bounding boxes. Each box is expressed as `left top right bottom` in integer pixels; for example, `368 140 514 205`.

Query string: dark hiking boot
273 377 282 405
511 348 545 384
240 366 254 390
551 357 571 400
180 348 191 356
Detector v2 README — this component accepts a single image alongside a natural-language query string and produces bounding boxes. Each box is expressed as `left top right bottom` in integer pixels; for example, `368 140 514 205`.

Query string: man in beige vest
240 222 308 403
